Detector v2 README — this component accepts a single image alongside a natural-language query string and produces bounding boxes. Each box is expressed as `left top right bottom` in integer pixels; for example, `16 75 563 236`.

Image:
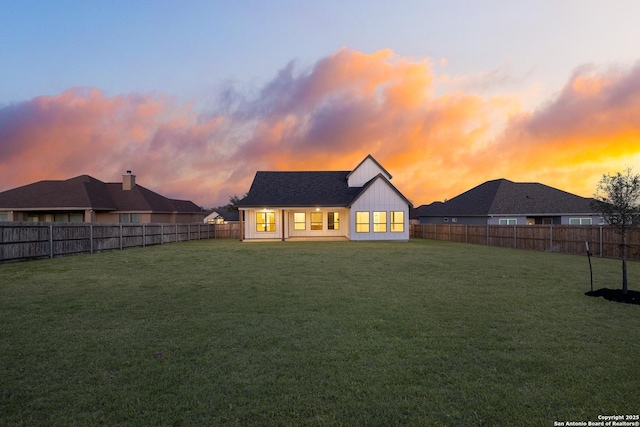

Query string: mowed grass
1 239 639 426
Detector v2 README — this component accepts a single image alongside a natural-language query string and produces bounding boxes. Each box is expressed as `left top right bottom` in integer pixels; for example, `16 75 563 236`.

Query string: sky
1 1 640 208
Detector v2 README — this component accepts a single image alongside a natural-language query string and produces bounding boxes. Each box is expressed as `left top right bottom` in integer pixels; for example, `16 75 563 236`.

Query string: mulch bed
585 288 640 305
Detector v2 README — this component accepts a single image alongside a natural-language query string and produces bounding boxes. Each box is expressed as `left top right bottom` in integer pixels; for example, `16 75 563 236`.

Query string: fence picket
410 224 639 261
0 222 240 263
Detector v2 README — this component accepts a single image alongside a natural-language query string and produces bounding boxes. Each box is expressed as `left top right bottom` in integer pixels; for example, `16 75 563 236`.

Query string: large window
294 212 306 230
311 212 323 230
570 218 592 225
328 212 339 230
256 211 276 232
0 212 7 221
356 211 370 232
391 211 404 232
499 218 517 225
373 211 387 232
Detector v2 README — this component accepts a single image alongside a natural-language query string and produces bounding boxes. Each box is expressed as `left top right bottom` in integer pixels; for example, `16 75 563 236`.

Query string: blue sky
1 1 640 207
4 0 639 104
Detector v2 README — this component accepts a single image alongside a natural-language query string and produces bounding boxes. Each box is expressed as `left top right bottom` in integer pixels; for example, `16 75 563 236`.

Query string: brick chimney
122 170 136 190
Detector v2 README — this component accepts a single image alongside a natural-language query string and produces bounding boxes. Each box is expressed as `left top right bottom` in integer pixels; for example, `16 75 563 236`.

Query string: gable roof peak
347 154 392 180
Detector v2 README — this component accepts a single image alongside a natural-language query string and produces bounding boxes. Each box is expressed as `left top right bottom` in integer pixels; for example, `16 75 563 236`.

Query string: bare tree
592 168 640 294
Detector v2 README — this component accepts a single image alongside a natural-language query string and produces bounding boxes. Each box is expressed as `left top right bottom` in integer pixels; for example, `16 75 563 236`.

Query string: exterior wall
95 212 120 223
487 216 527 225
242 209 283 240
242 208 350 240
419 214 604 226
347 157 389 187
419 216 487 225
4 210 87 223
349 179 410 241
1 210 202 224
560 214 604 225
286 209 349 239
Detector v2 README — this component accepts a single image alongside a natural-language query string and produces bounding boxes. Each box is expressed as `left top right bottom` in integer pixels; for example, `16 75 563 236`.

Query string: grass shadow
585 288 640 305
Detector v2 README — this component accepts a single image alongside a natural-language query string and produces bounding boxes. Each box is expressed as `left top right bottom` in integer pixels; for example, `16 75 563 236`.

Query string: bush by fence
410 223 640 260
0 222 240 263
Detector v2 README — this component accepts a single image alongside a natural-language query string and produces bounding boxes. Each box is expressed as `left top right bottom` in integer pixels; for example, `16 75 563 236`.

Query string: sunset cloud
1 49 639 207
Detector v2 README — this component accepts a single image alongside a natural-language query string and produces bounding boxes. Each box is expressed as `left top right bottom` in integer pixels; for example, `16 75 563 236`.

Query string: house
236 155 412 241
204 208 240 224
412 178 601 226
0 172 204 224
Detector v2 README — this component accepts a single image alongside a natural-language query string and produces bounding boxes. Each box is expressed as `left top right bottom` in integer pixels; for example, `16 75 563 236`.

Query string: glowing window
328 212 339 230
256 211 276 232
294 212 306 230
391 211 404 232
373 211 387 232
356 211 370 233
311 212 323 230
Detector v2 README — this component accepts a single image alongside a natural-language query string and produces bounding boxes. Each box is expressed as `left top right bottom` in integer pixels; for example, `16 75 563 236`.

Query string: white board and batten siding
286 209 350 239
349 178 410 241
242 209 283 240
347 157 390 187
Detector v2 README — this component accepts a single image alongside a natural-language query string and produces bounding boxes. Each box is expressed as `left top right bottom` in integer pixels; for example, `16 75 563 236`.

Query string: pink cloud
1 50 639 208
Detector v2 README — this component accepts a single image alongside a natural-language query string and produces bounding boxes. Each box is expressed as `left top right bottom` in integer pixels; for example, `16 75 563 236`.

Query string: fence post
600 226 603 258
90 224 93 254
143 224 146 247
120 224 123 250
486 225 489 246
550 225 553 252
514 225 517 248
49 224 53 258
465 225 468 244
175 225 178 243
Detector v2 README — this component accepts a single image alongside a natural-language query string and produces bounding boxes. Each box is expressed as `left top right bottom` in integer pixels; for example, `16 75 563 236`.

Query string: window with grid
390 211 404 232
373 211 387 232
294 212 306 230
356 211 370 232
311 212 323 230
256 212 276 232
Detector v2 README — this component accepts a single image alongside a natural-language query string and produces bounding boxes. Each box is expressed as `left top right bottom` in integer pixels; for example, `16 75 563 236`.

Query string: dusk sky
2 1 640 208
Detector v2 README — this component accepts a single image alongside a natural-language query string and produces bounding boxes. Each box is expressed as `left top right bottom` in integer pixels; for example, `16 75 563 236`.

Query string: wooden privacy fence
410 224 640 261
0 222 240 263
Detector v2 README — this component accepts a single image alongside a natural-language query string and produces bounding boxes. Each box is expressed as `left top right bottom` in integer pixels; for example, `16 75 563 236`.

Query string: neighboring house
204 208 240 224
237 155 412 241
0 172 204 224
412 178 601 226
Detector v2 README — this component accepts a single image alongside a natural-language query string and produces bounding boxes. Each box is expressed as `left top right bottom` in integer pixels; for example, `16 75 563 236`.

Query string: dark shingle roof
415 179 594 217
238 170 413 209
213 208 240 222
0 175 201 213
238 171 366 208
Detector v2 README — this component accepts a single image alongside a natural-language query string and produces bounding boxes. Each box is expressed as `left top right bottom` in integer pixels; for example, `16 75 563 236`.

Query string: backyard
1 239 639 426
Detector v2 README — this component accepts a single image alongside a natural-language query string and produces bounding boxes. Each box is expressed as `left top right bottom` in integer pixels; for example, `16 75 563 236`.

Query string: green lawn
1 239 639 426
